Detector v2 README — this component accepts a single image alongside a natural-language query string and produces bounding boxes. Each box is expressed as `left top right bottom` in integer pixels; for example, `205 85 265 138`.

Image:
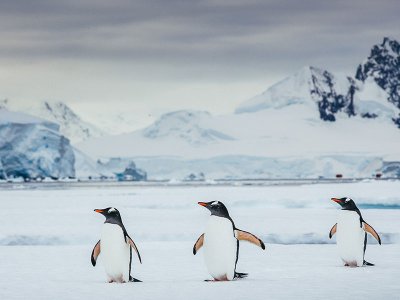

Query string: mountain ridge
0 99 105 143
237 37 399 127
76 38 400 179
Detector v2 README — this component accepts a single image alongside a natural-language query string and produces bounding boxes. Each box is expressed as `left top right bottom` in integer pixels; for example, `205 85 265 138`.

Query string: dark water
358 203 400 209
0 178 392 190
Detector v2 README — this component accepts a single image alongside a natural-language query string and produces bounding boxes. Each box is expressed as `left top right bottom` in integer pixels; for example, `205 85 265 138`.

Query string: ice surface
0 180 399 299
0 109 75 179
129 155 386 180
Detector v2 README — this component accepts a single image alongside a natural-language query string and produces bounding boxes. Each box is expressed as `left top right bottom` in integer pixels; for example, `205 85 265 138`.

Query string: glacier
107 155 384 181
0 109 75 180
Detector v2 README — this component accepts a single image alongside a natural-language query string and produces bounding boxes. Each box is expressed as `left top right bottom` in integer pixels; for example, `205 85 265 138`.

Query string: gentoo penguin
329 197 381 267
193 201 265 281
91 207 142 282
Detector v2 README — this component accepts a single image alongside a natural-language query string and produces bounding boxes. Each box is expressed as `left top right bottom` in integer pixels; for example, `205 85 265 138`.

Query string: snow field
0 180 399 299
0 243 398 300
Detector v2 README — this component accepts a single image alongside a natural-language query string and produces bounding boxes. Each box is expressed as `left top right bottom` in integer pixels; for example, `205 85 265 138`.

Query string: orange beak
331 198 342 203
198 202 208 207
94 209 105 213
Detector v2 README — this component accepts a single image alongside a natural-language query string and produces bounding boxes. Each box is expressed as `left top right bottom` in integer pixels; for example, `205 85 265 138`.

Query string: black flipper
193 233 205 255
329 223 337 239
363 232 367 261
129 276 142 282
126 235 142 263
363 260 375 266
91 240 101 266
234 272 248 279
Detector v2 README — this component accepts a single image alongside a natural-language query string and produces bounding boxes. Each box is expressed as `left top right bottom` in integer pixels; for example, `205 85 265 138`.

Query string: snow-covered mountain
235 66 357 121
143 110 234 145
237 37 400 127
2 38 395 180
78 103 400 179
236 64 399 124
0 100 105 143
77 38 400 180
77 110 237 158
77 95 400 179
72 106 155 135
356 37 400 126
0 108 75 179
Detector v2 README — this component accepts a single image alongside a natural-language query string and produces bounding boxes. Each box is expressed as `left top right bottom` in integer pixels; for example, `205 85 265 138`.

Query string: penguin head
94 207 122 222
331 197 357 210
198 201 230 218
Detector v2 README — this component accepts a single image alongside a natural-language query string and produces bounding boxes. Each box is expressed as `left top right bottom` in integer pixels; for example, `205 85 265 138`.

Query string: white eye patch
345 198 351 203
108 208 116 213
211 201 218 206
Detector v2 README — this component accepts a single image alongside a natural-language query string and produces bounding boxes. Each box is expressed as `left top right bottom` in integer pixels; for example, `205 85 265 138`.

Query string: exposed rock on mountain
356 37 400 126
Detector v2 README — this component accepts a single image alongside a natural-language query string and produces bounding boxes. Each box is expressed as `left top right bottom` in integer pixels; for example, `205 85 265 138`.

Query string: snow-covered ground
0 180 399 299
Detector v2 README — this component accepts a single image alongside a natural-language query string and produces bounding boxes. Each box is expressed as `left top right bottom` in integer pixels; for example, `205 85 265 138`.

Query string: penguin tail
363 260 375 266
129 276 142 282
234 272 248 279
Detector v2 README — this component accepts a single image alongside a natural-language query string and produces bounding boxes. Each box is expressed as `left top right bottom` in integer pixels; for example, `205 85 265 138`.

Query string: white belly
336 210 365 266
203 216 237 280
101 223 130 282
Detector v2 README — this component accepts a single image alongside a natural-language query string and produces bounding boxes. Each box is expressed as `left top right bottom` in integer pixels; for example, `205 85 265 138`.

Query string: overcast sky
0 0 399 128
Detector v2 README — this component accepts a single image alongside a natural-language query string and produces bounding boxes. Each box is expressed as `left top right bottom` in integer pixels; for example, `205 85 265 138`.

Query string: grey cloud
0 0 399 81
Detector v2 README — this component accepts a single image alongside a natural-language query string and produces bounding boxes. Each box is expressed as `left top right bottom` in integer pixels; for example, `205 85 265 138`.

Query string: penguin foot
343 260 358 267
204 279 228 282
234 272 248 279
363 260 375 266
205 276 228 282
129 276 142 282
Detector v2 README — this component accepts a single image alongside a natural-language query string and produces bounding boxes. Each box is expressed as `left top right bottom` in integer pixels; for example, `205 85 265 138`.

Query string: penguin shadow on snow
193 201 266 282
329 197 381 268
91 207 142 283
